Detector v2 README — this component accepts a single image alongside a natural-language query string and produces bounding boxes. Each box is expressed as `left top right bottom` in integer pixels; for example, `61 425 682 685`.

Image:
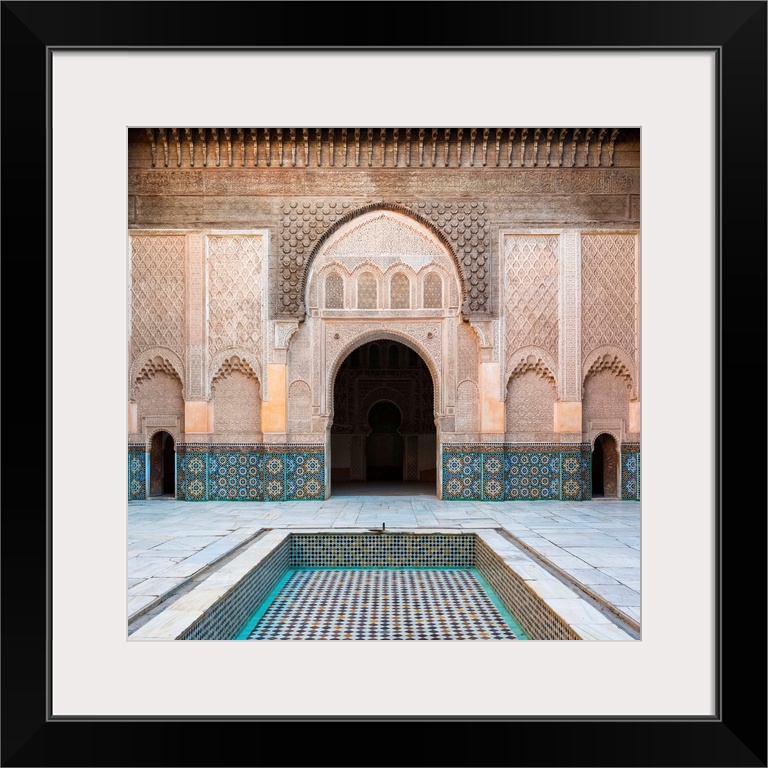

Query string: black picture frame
3 1 765 766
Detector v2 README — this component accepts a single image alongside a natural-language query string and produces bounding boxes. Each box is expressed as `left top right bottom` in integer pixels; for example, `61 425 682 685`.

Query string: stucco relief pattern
135 371 185 433
582 369 631 430
130 235 185 357
208 235 264 360
506 370 556 436
503 235 559 363
282 202 489 317
288 381 313 434
581 234 636 358
558 231 582 401
212 370 261 434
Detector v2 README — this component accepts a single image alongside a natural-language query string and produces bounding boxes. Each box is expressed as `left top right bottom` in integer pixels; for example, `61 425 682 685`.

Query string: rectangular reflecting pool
236 567 529 640
130 530 634 641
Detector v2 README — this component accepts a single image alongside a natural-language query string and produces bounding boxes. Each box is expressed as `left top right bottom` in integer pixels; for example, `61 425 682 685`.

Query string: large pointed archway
330 339 436 496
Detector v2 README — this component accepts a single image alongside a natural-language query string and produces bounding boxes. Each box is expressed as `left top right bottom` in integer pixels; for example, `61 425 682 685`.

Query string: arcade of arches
127 127 640 502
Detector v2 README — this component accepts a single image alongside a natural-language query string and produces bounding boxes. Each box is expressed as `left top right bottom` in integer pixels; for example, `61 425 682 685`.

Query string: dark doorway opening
331 339 436 496
366 401 403 480
149 430 176 498
592 433 618 498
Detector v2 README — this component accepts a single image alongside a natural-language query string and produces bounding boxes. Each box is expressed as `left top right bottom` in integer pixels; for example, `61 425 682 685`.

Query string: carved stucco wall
288 380 312 434
503 234 559 368
582 369 631 436
135 371 185 436
293 202 487 317
207 234 265 381
129 235 185 361
211 370 261 437
455 322 480 434
581 233 637 364
128 131 641 457
307 210 461 313
506 370 557 442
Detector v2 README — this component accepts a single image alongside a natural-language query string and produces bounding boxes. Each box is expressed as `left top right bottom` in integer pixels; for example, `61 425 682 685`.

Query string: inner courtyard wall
127 127 641 502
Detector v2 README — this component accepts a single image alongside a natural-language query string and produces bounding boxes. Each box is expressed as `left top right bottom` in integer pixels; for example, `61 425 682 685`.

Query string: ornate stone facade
128 127 641 501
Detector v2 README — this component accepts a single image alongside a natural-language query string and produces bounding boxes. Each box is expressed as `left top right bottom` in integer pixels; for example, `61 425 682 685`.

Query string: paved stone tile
567 568 620 586
128 577 188 596
127 495 642 630
589 586 640 609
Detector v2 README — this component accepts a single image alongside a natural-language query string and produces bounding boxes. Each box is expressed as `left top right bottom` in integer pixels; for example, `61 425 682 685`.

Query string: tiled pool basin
130 531 633 641
237 567 529 640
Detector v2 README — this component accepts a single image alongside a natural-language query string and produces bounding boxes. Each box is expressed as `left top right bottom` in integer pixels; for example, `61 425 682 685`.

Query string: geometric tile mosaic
128 446 147 500
560 449 591 501
245 569 520 640
179 539 292 640
442 447 483 500
291 533 474 568
475 537 581 640
137 442 623 503
168 444 325 502
176 446 208 501
621 449 641 500
504 450 559 500
208 450 262 501
441 444 591 501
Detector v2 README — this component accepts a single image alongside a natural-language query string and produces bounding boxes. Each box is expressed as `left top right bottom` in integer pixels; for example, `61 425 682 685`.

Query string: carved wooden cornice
141 128 634 169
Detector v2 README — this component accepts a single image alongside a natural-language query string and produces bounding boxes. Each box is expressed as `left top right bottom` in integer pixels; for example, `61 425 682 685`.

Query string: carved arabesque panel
286 202 488 317
457 322 479 385
135 370 185 432
208 235 264 360
130 235 185 356
455 381 479 433
581 233 636 358
506 370 556 435
132 354 184 398
503 234 559 362
212 370 261 434
287 323 311 385
582 369 631 430
288 380 313 434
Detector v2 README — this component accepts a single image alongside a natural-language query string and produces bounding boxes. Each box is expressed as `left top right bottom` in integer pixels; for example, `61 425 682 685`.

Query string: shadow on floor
330 481 436 497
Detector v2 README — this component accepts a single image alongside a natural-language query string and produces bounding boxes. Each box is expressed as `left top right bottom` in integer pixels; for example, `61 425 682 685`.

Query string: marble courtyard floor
127 482 640 638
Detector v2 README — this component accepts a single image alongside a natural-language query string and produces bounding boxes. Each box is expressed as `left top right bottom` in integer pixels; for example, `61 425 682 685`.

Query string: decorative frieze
142 128 633 170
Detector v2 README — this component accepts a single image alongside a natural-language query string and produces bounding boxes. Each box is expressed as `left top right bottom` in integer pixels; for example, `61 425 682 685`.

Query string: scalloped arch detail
582 346 636 398
131 348 185 398
210 349 261 390
507 346 558 389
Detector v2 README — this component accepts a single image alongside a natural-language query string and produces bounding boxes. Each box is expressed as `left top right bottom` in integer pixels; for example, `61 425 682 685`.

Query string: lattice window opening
423 272 443 308
390 272 411 309
357 272 378 309
324 272 344 309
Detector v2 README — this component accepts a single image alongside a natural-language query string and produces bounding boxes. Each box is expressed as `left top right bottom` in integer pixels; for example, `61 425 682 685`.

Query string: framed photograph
6 1 764 765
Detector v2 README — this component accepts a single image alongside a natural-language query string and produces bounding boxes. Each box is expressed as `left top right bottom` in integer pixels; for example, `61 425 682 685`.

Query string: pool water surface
236 567 530 640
